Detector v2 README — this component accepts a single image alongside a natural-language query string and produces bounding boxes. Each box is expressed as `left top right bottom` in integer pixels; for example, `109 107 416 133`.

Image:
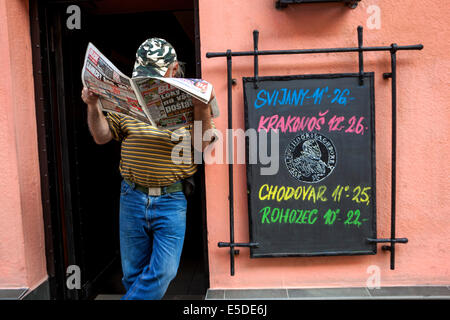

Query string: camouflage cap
132 38 177 77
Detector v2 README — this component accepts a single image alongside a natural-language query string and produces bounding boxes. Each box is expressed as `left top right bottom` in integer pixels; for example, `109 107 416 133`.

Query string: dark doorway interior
33 0 208 300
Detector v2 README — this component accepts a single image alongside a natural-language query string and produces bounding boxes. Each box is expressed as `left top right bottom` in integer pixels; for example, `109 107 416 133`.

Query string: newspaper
81 42 218 130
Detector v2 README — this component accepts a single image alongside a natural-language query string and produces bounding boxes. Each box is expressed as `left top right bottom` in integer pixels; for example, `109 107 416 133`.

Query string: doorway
31 0 208 300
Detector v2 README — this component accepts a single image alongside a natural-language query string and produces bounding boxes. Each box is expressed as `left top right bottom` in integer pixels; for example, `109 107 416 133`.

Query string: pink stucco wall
0 0 47 290
200 0 450 288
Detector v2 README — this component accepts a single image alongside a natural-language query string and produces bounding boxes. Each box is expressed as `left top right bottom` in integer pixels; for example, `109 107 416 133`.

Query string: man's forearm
192 103 213 152
87 103 113 144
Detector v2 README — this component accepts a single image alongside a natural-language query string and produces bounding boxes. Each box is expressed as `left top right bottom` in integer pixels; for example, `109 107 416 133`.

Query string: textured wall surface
0 0 47 289
200 0 450 288
0 0 448 293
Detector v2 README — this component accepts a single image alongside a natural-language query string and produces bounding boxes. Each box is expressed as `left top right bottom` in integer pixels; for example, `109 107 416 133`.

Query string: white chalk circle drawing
284 132 337 183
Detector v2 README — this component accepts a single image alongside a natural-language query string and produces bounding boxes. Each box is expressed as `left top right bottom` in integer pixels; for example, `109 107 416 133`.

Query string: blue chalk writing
253 87 353 109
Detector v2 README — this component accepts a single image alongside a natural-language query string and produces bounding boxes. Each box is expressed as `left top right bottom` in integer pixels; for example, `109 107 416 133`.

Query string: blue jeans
118 179 186 300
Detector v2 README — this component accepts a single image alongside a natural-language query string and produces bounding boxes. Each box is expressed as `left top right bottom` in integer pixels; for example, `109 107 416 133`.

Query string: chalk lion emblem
284 132 337 183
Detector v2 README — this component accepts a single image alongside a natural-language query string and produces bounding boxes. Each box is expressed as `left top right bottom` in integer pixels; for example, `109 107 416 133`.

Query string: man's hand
81 87 99 106
81 87 113 145
192 98 208 109
191 89 216 152
192 88 216 109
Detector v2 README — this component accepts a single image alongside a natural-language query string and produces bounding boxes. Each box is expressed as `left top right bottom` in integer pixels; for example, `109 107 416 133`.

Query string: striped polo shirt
106 112 197 187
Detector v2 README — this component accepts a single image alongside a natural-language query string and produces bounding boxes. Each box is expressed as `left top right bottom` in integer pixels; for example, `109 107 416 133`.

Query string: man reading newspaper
81 38 216 300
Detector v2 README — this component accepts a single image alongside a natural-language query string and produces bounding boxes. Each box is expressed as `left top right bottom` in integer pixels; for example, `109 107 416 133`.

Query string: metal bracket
367 238 408 269
206 28 422 275
217 49 259 276
276 0 360 9
218 242 259 275
218 242 259 257
253 30 259 89
357 25 364 86
367 42 408 270
346 0 360 9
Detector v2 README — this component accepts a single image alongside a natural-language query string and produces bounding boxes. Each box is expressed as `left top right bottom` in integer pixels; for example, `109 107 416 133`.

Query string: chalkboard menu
243 73 376 257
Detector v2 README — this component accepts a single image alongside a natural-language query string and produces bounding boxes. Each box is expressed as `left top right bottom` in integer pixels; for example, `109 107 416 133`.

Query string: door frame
30 0 209 300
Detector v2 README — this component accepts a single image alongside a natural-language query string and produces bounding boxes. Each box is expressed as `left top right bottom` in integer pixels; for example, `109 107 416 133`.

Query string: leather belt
124 179 183 196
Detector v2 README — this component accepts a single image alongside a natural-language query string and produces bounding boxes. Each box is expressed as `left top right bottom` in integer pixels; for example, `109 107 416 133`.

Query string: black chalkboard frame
243 72 377 258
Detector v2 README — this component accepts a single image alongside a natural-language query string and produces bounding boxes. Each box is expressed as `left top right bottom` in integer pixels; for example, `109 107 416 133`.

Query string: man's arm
82 87 113 145
190 89 217 152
